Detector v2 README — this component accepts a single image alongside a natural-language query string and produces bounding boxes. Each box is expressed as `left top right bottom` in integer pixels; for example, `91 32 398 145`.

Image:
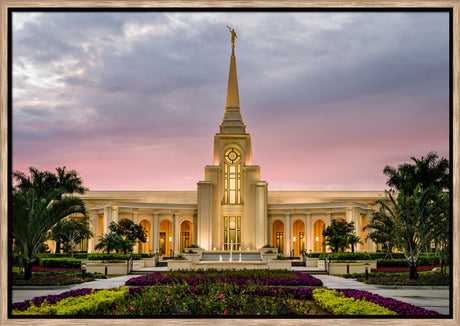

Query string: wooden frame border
1 1 458 325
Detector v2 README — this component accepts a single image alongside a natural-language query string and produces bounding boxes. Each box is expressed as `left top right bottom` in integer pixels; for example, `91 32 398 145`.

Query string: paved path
12 269 450 315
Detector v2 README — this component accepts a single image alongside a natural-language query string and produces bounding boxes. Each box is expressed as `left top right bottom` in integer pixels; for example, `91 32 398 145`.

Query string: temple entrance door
181 232 190 252
313 220 326 252
159 232 166 255
223 216 241 250
275 232 284 253
272 220 284 254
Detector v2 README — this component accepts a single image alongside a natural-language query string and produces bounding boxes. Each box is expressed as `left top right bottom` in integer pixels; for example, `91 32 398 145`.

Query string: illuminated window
223 148 241 204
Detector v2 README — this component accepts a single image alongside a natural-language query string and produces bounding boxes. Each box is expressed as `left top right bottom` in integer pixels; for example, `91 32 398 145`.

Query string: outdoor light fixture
169 236 172 242
315 236 319 242
346 260 350 274
104 260 108 276
293 237 296 242
364 262 370 280
81 261 86 279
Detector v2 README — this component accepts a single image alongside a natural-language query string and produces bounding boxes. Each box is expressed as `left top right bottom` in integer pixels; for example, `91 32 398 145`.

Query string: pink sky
12 12 450 191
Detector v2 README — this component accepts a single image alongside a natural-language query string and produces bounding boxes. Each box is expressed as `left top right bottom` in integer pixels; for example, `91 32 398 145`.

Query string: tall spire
220 27 246 134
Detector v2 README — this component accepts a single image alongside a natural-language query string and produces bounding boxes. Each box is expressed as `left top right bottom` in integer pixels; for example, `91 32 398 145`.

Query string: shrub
86 253 142 261
12 288 94 312
189 244 200 248
312 289 397 315
39 258 81 269
319 252 371 260
262 244 274 248
13 288 128 315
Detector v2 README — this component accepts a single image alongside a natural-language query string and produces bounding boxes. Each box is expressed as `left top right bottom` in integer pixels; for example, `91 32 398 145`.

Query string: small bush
312 289 397 315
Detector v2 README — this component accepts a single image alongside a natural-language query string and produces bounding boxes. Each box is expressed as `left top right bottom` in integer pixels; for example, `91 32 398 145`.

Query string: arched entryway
313 219 326 252
180 220 193 252
292 220 305 256
272 220 284 254
159 220 172 256
139 219 151 254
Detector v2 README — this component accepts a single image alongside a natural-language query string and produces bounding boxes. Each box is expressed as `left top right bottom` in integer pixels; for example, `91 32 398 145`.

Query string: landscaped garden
12 269 441 316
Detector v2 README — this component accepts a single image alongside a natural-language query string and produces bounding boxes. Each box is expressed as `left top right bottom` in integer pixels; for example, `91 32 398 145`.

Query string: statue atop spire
226 26 237 49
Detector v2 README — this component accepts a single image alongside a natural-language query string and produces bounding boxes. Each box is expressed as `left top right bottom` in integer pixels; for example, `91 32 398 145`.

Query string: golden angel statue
226 25 237 48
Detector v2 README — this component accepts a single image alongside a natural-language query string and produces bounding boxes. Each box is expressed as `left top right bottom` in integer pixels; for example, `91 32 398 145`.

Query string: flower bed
13 288 94 312
312 289 397 315
13 288 128 315
371 266 440 273
125 269 323 287
12 269 102 286
356 272 449 286
337 289 439 316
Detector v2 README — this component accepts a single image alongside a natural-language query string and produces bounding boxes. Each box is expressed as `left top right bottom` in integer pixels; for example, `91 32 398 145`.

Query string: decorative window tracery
223 147 242 204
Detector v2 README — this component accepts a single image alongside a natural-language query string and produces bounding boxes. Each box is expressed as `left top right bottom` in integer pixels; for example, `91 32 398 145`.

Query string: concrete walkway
12 270 450 315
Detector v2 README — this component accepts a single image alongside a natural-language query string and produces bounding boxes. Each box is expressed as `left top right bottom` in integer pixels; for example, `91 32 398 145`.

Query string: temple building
81 34 385 256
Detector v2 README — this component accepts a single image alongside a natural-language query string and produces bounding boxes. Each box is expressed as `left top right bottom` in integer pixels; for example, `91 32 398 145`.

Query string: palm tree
14 167 88 252
377 185 446 279
55 166 88 195
383 151 449 194
12 188 87 280
364 205 399 259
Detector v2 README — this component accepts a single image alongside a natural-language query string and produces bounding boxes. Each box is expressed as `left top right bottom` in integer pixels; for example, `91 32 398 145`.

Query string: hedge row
377 256 443 268
39 258 82 269
312 289 397 315
13 288 128 315
36 253 153 260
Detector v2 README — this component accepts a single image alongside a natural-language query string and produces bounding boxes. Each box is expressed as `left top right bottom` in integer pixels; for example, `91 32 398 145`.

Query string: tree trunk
408 258 418 280
24 261 33 280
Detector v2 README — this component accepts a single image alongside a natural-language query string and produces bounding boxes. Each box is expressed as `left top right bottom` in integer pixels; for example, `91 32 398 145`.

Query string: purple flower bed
337 289 439 316
125 271 322 287
12 288 94 312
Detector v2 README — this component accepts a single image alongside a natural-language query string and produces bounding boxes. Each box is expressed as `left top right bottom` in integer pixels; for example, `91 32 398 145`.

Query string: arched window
223 147 242 205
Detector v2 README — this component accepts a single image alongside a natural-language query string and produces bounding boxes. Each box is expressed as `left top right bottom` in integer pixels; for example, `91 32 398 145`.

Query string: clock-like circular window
224 148 241 164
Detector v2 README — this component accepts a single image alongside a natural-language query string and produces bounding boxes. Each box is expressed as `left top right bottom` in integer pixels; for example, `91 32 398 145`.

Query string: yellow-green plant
13 287 128 315
312 289 397 315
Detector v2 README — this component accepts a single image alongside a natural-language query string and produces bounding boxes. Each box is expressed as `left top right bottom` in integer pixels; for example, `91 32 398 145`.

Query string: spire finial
226 26 237 49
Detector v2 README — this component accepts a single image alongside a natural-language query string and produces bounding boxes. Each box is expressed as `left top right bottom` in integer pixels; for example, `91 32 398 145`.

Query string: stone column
111 206 119 224
193 210 198 245
353 208 361 252
305 213 311 254
103 206 111 234
285 213 291 257
88 209 98 253
172 213 178 256
153 212 159 253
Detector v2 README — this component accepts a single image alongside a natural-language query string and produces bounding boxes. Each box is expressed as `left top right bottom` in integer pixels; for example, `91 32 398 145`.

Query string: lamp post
81 261 86 279
169 236 173 257
346 260 350 274
364 262 370 280
104 260 108 276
